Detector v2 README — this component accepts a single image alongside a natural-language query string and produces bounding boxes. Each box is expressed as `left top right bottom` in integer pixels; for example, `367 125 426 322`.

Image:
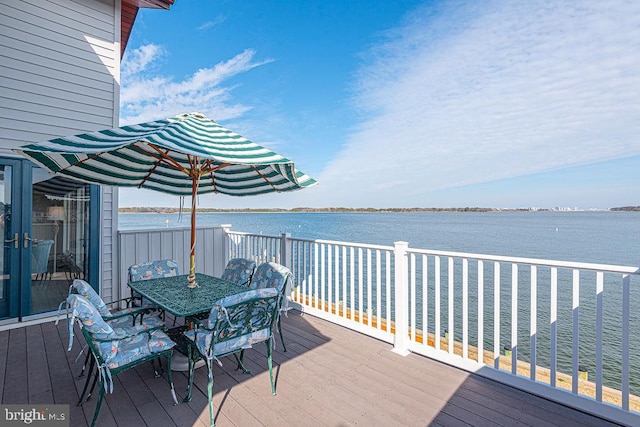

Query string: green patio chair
221 258 257 287
128 259 180 319
68 279 165 378
190 258 257 321
183 287 281 427
66 294 178 427
249 262 293 351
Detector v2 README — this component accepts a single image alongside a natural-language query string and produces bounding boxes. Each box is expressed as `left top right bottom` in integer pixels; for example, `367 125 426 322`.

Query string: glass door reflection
31 171 89 314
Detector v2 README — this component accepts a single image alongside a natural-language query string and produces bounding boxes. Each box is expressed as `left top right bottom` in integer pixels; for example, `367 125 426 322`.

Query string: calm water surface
120 211 639 266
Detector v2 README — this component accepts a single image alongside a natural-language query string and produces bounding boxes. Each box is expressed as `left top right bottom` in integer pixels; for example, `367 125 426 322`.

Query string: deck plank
25 324 53 403
41 321 88 426
0 311 628 427
3 327 28 404
0 323 8 402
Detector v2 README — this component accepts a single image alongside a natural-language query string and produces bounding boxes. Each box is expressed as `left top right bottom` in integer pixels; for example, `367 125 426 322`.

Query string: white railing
225 230 640 426
119 227 640 426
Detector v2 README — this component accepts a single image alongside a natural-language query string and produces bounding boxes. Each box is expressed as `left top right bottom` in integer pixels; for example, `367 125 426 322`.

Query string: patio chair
249 262 293 351
183 287 281 427
66 294 178 427
128 259 180 318
221 258 257 287
31 239 53 286
68 279 165 378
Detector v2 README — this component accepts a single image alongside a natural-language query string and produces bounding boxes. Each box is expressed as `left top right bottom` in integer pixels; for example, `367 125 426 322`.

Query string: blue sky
119 0 640 210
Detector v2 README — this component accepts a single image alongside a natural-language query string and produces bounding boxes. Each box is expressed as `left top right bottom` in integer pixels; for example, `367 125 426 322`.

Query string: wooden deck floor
0 311 623 427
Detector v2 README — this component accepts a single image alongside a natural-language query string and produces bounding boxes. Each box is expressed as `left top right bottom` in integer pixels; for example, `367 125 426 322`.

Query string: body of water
120 211 639 266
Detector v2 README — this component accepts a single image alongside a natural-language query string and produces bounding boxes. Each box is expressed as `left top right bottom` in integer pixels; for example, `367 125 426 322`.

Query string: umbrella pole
188 174 198 288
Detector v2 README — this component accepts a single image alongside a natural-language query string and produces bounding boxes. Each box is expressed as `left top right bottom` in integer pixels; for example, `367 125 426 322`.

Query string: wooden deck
0 311 623 427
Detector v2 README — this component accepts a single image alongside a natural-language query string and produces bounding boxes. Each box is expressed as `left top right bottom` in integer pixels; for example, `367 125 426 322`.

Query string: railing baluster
386 252 391 333
334 244 339 314
410 253 416 342
463 258 468 359
478 260 484 364
550 267 558 388
376 250 381 330
342 246 347 319
314 242 319 309
512 263 518 375
350 247 355 322
321 243 326 312
572 268 579 394
448 257 454 354
435 256 441 351
367 249 372 325
358 248 363 323
596 271 603 402
327 245 332 314
622 273 630 410
494 262 500 369
423 254 428 347
530 265 537 381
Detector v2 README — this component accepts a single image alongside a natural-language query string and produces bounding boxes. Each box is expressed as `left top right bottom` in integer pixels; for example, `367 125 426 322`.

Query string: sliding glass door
0 158 98 322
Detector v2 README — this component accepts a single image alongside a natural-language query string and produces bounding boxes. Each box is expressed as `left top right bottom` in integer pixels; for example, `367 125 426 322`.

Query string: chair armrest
104 296 137 309
104 306 153 320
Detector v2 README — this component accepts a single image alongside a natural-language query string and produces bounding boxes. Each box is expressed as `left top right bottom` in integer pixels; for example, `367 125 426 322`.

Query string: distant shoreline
118 206 640 214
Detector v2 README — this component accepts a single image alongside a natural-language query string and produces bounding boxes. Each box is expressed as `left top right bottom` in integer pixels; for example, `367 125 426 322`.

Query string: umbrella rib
138 147 174 188
57 150 108 172
209 171 218 193
135 143 190 174
251 166 280 192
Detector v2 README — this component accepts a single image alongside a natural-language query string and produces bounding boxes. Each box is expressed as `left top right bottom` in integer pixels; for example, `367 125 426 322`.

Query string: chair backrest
70 279 111 317
205 288 280 356
221 258 256 286
66 294 118 343
249 262 292 293
32 239 54 274
128 259 179 282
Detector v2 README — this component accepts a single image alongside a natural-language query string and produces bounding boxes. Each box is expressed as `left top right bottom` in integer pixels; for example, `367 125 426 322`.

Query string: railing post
280 232 291 267
392 241 410 356
220 224 232 274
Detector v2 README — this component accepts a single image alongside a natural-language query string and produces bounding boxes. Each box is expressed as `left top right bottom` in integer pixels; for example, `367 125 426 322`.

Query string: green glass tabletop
128 273 248 317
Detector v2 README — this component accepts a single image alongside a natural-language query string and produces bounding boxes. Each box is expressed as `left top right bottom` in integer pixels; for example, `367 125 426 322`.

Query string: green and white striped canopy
16 112 317 287
16 112 317 196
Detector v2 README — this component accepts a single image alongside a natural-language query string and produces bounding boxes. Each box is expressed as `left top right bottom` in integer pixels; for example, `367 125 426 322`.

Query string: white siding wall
0 0 121 299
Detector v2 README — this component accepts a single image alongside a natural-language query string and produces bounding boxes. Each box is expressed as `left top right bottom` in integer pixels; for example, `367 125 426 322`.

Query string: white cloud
121 43 164 76
305 0 640 207
120 47 273 125
196 15 226 31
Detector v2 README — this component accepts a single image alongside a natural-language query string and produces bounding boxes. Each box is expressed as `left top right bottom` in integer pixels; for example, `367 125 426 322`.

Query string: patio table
128 273 248 370
128 273 247 318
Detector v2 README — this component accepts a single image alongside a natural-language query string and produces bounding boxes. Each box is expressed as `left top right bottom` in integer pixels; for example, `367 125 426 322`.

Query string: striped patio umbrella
16 112 317 287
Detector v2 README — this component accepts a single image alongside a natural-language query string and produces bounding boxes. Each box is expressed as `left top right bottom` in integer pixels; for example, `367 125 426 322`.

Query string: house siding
0 0 121 300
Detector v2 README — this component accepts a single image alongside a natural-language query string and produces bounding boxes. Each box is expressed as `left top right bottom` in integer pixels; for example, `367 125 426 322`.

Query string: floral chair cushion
71 279 162 325
103 329 175 370
67 295 175 369
128 259 179 282
183 288 280 360
249 262 292 292
71 279 110 317
221 258 256 286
